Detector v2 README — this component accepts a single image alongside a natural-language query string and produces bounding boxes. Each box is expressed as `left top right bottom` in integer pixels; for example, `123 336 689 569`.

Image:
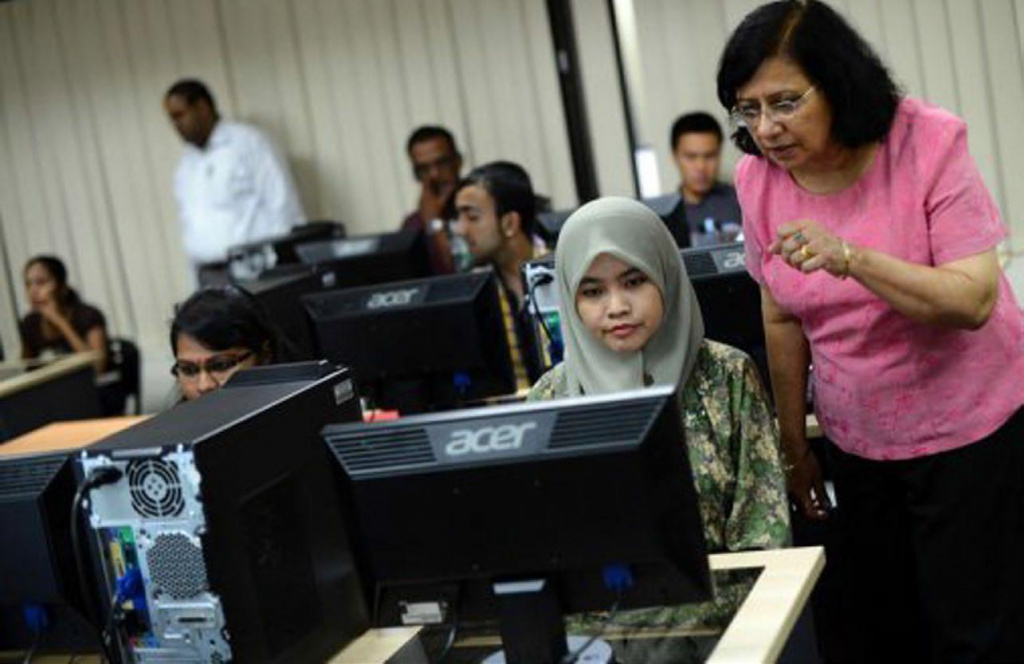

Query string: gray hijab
556 197 704 396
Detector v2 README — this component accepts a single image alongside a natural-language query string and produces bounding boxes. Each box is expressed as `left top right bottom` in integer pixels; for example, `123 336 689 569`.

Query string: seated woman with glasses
169 286 288 401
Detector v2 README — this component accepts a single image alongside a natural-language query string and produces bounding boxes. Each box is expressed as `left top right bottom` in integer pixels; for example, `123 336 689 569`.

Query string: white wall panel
0 0 575 408
621 0 1023 245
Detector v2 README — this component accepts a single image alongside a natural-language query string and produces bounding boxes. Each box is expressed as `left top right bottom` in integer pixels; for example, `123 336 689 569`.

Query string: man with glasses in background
400 125 464 274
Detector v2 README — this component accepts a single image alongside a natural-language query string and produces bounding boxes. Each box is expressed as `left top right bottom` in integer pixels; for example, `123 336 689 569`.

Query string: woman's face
575 253 665 354
735 56 834 173
173 333 259 401
24 263 60 309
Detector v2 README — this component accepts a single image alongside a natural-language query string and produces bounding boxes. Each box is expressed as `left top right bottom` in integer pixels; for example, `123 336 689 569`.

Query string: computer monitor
303 269 516 413
78 362 368 663
322 384 712 663
294 228 431 287
227 221 346 282
679 242 767 384
520 242 768 389
235 265 342 360
0 450 101 653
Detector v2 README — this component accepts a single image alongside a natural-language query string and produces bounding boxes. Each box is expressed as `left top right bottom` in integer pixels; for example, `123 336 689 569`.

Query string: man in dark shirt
400 125 464 274
648 112 743 248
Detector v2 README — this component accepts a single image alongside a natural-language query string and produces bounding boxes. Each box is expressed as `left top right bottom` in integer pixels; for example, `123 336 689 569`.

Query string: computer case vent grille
548 401 660 449
127 458 184 518
0 456 65 502
147 531 209 600
328 428 435 471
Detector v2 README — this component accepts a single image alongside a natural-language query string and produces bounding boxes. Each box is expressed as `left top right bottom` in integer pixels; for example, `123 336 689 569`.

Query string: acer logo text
367 288 419 309
445 422 537 456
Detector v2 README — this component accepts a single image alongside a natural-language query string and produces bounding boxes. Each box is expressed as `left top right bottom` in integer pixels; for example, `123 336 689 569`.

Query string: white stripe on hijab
556 197 705 396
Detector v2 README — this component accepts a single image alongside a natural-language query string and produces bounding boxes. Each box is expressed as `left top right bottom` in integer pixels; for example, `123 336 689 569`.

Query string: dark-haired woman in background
19 255 109 374
719 1 1024 660
170 286 288 401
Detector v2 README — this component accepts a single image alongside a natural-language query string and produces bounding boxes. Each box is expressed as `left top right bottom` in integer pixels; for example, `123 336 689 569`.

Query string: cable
21 628 40 664
69 466 124 664
526 272 556 348
560 596 622 664
434 619 459 664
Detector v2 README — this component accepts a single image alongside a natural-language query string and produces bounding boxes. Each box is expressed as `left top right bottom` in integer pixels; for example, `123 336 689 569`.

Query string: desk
708 547 825 664
0 415 147 457
0 353 101 442
449 547 825 663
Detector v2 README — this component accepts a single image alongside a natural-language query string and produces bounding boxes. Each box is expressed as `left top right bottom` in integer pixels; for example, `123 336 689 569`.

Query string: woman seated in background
19 255 109 374
170 286 288 401
527 197 789 661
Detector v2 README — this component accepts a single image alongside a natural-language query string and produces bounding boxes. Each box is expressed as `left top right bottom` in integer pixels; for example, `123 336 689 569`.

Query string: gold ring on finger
800 245 811 259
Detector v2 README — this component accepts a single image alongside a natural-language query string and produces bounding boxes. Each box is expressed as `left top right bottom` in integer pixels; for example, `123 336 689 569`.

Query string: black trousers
827 409 1024 663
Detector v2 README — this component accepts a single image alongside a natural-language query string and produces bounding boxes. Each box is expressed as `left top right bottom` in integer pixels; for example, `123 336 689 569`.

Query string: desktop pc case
78 362 368 663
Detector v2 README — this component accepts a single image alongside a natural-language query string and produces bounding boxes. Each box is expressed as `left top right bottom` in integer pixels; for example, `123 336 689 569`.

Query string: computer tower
78 362 368 663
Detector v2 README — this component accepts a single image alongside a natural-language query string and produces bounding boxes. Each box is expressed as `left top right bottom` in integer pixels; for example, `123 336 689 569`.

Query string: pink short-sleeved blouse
738 97 1024 460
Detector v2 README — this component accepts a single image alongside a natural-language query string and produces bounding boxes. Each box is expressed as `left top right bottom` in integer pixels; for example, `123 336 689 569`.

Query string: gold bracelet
839 240 852 279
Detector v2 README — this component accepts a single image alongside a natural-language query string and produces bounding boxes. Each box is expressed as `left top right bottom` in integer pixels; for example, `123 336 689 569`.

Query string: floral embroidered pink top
737 97 1024 461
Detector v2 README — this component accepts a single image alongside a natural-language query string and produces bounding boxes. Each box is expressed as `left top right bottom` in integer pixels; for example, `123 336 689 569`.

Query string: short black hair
165 78 217 112
25 254 81 308
455 161 538 238
406 125 458 156
670 112 724 152
170 286 290 364
716 0 900 155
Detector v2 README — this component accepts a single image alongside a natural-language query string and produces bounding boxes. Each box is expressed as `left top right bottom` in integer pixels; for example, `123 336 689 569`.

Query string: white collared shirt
173 121 306 265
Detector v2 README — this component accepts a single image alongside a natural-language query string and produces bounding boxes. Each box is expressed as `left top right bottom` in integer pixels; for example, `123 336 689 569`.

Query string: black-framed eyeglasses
171 351 253 382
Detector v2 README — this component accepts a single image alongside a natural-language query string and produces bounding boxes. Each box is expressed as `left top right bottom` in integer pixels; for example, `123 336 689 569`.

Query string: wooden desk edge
0 352 98 399
707 546 826 664
328 626 422 663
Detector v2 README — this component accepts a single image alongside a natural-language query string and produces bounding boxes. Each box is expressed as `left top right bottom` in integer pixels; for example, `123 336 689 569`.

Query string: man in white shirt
164 79 305 282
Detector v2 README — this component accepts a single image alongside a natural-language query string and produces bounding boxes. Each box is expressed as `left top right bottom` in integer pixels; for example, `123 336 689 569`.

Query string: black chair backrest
105 337 141 415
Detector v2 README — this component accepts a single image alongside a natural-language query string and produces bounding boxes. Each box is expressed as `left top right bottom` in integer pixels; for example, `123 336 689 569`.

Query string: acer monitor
240 266 343 360
227 221 347 282
302 269 516 414
0 450 102 654
293 229 431 288
322 384 712 663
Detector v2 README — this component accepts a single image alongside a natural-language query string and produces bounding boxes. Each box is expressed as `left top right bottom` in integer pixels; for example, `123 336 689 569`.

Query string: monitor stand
481 579 614 664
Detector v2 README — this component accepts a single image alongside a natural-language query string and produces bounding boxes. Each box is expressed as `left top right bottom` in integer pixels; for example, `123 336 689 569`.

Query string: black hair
716 0 900 155
165 78 218 113
406 125 459 156
170 286 290 364
24 255 81 308
670 112 724 152
454 161 538 238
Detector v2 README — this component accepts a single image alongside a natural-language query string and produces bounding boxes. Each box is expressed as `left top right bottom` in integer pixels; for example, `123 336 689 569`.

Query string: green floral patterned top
527 340 790 651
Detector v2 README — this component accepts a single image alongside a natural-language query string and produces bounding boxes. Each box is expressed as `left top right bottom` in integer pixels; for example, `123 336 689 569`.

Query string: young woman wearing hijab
527 197 789 657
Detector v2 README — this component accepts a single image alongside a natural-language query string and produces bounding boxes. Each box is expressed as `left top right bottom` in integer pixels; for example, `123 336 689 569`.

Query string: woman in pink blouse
718 1 1024 661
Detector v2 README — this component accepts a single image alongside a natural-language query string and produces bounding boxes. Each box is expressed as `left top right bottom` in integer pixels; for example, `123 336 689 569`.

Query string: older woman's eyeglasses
171 351 253 382
730 86 816 130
